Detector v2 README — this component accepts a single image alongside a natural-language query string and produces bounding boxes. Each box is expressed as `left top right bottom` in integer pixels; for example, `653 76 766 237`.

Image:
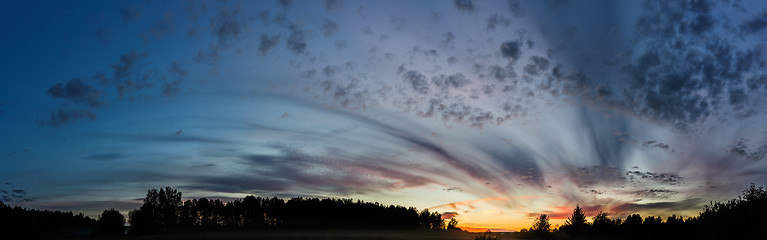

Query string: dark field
122 230 483 240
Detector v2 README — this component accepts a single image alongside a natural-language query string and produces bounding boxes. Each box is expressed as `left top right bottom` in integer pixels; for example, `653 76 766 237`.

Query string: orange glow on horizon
427 196 543 210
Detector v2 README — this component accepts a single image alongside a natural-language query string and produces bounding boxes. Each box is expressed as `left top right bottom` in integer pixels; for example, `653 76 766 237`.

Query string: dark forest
1 184 766 239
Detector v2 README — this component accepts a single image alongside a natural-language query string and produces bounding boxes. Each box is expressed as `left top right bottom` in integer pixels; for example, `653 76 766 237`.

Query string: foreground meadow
123 229 481 240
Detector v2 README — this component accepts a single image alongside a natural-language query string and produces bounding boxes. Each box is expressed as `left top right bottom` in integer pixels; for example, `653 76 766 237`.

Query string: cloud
325 0 342 11
402 70 430 94
740 9 767 34
626 171 684 185
442 32 455 45
211 7 249 48
500 40 523 60
210 143 439 195
442 211 459 219
37 109 96 128
486 13 511 30
277 0 293 9
726 138 766 161
111 51 151 97
286 25 308 54
507 0 525 17
0 187 32 202
321 20 338 36
633 188 676 198
641 140 672 152
523 55 550 75
46 78 102 108
454 0 478 12
259 34 281 54
431 73 471 90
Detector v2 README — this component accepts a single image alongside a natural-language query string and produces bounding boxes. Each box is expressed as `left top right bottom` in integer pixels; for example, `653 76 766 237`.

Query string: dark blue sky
2 0 767 230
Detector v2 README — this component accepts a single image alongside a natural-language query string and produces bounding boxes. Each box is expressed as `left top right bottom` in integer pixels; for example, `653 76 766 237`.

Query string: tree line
128 187 449 235
0 187 451 238
0 202 124 239
516 184 767 239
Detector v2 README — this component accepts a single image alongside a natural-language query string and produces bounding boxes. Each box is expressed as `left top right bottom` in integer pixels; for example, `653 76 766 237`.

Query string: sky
2 0 767 231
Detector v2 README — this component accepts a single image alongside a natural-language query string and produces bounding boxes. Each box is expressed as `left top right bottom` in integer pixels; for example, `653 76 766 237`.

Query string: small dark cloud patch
726 138 765 161
523 55 550 75
633 188 676 198
687 13 715 34
112 51 152 97
321 20 339 36
443 32 455 45
1 186 33 202
567 166 625 189
507 0 524 17
46 78 102 108
277 0 293 9
740 9 767 34
287 25 308 54
211 8 248 48
443 187 463 192
489 65 516 81
322 65 340 78
641 140 672 152
432 73 471 90
402 70 430 94
37 109 96 128
626 171 684 185
454 0 478 13
500 40 523 60
447 56 458 65
325 0 342 11
441 211 459 219
259 34 281 55
486 13 511 30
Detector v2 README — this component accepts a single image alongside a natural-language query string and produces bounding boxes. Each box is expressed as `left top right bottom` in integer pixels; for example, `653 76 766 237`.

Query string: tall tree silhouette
129 187 182 234
531 214 550 232
562 205 588 234
94 208 124 236
591 211 615 235
447 218 459 230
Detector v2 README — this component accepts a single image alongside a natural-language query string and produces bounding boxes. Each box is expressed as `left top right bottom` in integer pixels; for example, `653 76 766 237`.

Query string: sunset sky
2 0 767 231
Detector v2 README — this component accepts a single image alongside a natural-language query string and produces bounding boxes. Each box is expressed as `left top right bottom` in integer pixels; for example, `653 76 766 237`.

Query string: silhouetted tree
129 186 182 235
447 218 459 230
562 205 588 234
697 183 767 239
591 211 615 235
531 214 550 232
94 208 125 236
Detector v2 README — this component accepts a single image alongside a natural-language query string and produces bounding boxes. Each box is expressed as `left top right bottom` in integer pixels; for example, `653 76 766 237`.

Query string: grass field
122 230 492 240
